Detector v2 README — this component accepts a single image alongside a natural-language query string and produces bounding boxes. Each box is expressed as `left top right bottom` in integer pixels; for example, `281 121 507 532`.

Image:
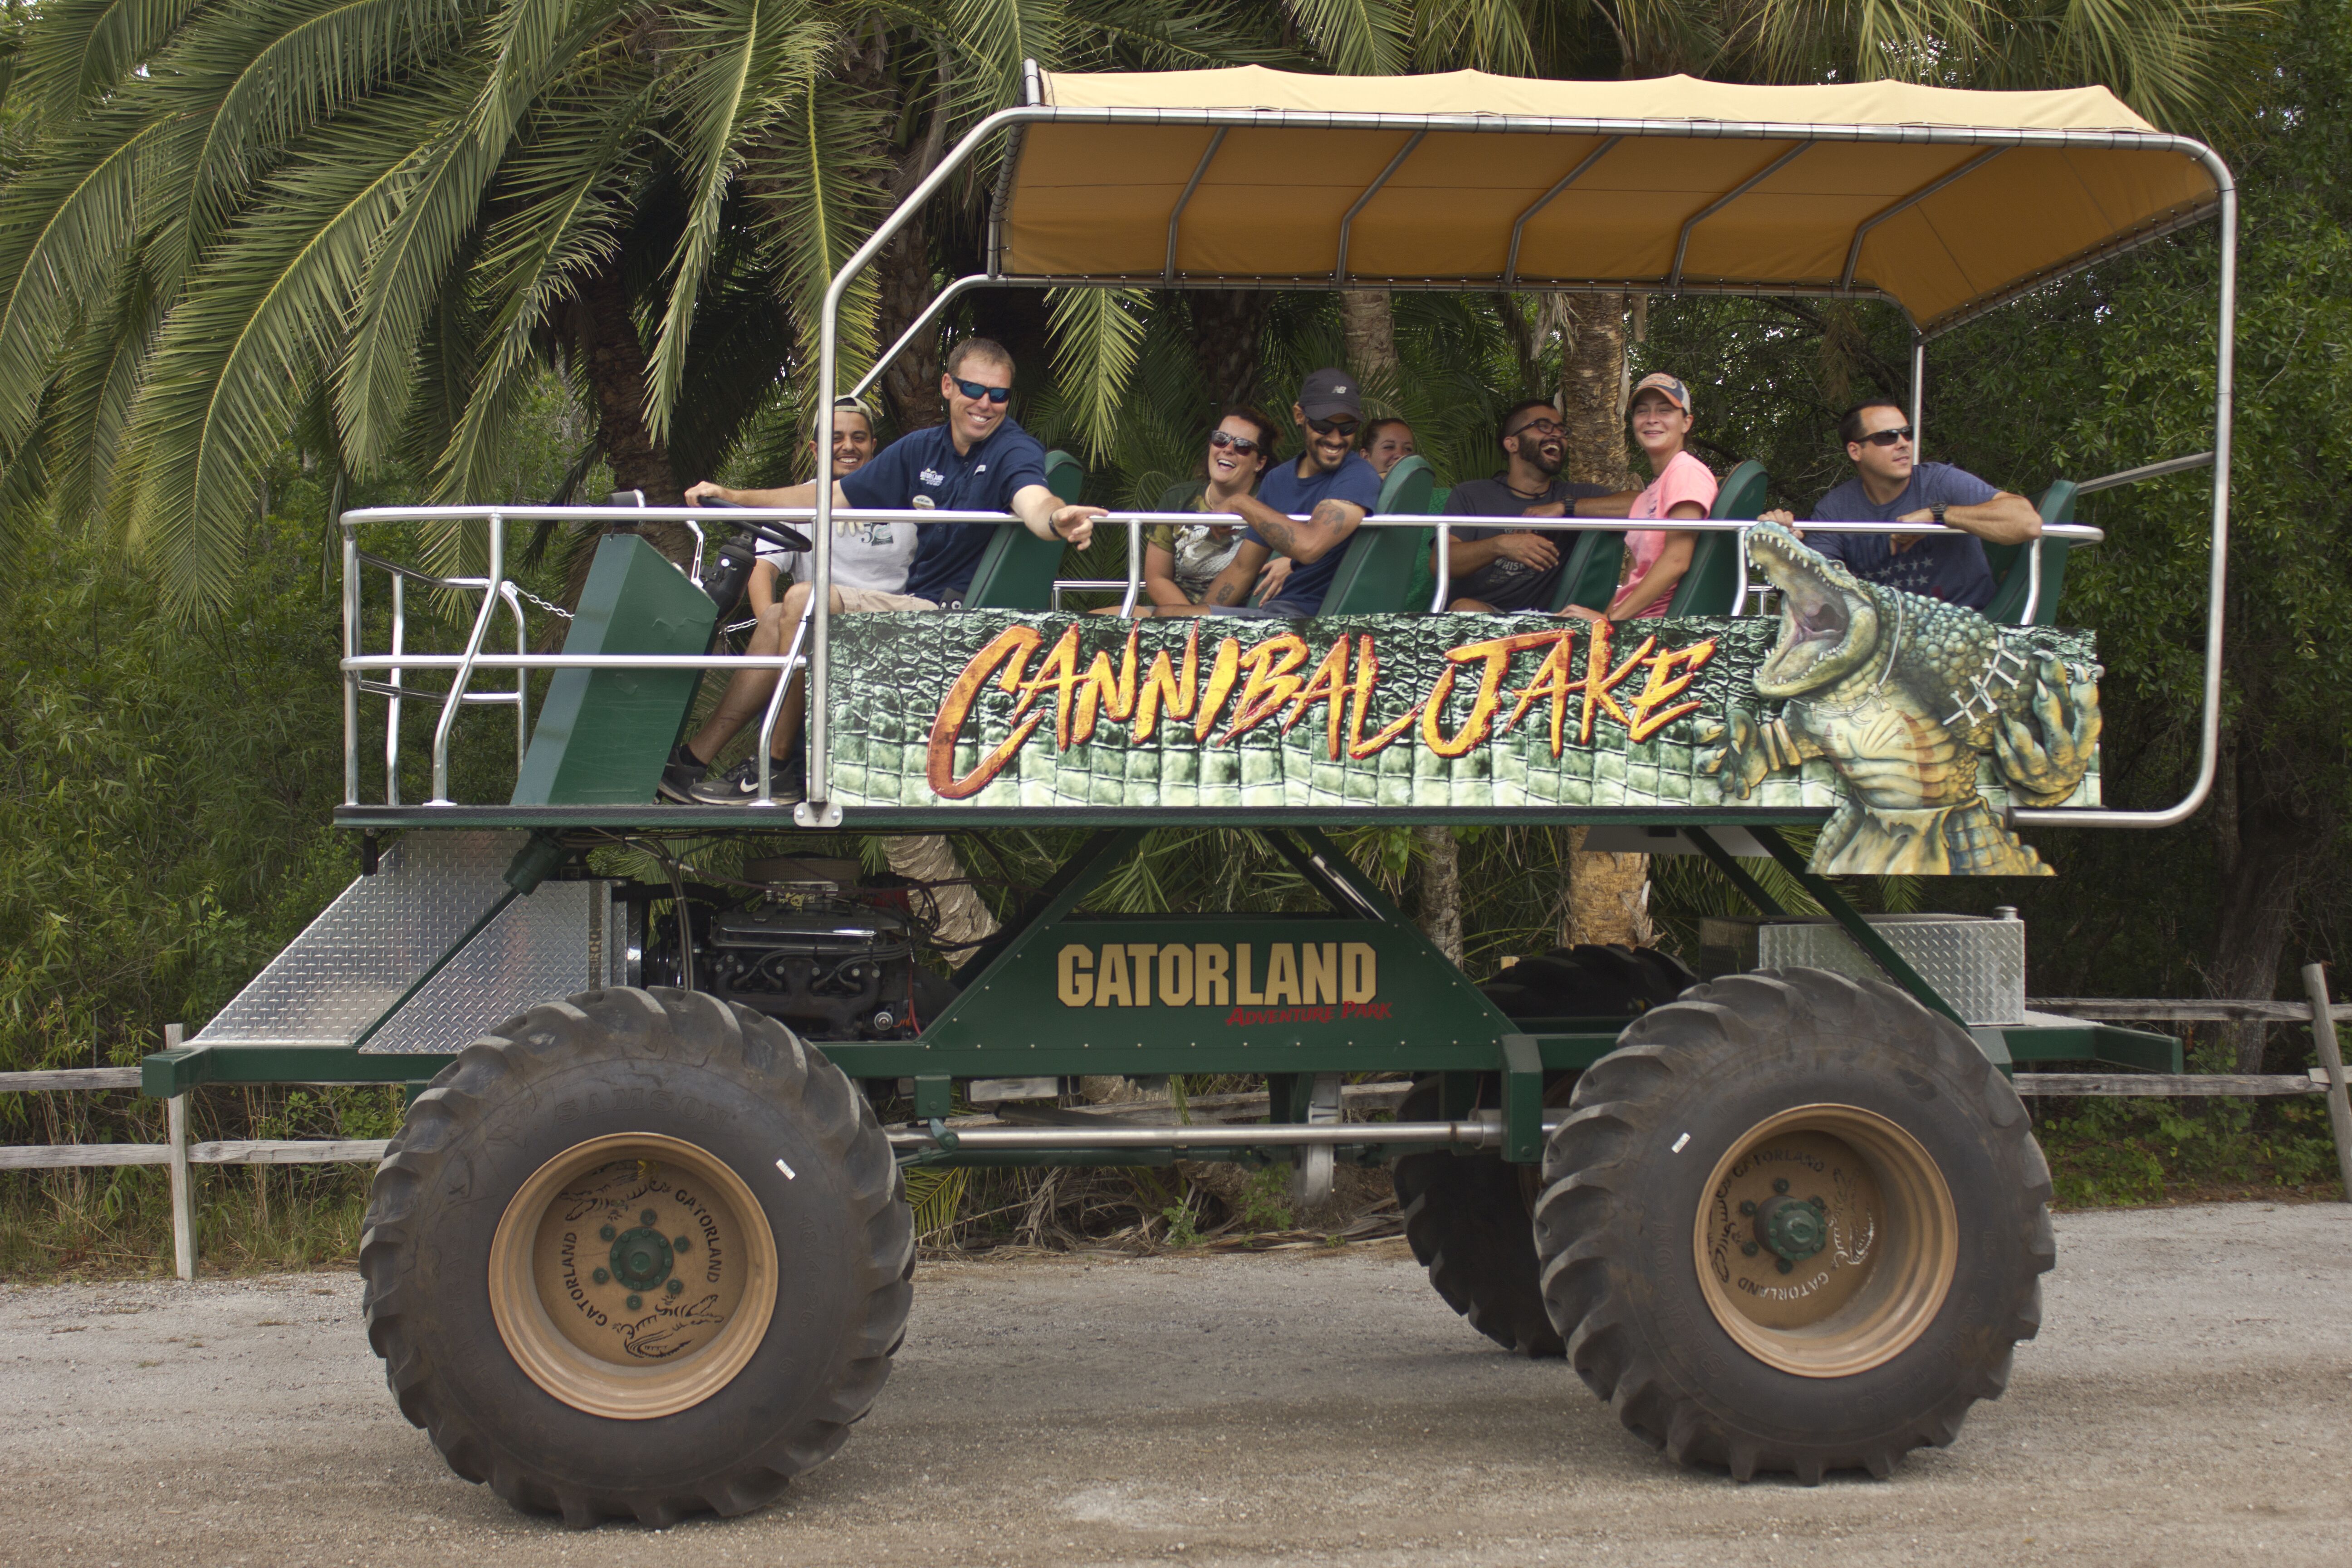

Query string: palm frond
431 69 657 502
125 104 437 615
1045 287 1149 463
16 0 196 127
0 113 165 456
642 0 833 443
154 0 470 286
1284 0 1411 76
1412 0 1538 75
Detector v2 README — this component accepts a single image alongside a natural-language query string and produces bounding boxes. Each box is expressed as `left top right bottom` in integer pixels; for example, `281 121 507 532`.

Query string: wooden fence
5 965 2349 1278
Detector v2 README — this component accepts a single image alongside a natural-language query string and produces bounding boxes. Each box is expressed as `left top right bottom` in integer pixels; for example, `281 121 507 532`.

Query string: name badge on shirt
919 467 946 487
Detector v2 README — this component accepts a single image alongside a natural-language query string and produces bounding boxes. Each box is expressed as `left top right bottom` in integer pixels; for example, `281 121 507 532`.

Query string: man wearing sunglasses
1759 400 2040 610
682 336 1101 801
1436 398 1614 612
1196 368 1384 618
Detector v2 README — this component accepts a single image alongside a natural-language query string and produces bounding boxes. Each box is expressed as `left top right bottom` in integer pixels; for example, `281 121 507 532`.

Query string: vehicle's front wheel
1532 967 2053 1482
361 987 912 1525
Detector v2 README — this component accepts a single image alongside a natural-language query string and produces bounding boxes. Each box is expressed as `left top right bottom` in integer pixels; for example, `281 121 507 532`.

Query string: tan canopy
999 67 2222 333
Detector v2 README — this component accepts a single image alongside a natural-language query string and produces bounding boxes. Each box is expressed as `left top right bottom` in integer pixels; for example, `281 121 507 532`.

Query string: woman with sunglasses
1134 408 1283 613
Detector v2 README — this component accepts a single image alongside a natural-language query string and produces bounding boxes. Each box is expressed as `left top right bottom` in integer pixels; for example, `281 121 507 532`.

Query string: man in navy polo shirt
1760 399 2040 610
683 336 1101 799
1193 367 1385 618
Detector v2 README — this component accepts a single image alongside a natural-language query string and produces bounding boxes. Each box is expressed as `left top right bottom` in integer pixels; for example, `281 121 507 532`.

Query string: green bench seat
1980 480 2077 626
961 448 1088 611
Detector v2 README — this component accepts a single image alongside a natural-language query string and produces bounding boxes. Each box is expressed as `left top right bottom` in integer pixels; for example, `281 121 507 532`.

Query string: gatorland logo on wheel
825 528 2102 877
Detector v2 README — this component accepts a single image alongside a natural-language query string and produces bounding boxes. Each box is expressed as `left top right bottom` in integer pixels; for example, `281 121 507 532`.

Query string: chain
507 583 574 620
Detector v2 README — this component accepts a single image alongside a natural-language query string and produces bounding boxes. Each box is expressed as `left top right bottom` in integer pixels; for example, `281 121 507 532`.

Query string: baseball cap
1630 372 1693 416
1298 368 1362 421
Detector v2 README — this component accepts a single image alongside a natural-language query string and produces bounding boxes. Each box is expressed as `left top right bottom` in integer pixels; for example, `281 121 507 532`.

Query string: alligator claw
1996 655 2101 805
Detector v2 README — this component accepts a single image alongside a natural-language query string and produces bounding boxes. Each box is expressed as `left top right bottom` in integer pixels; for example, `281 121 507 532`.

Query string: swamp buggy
143 65 2236 1522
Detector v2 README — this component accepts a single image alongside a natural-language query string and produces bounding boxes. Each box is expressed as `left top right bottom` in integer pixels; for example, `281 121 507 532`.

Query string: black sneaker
689 755 804 805
656 742 709 804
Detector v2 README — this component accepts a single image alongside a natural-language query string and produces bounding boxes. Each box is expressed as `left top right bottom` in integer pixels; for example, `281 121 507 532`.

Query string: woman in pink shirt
1559 372 1716 621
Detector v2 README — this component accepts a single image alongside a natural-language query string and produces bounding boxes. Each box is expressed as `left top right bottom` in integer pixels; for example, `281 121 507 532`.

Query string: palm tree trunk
573 254 679 506
1340 289 1399 393
1189 290 1273 407
1555 292 1649 947
1416 825 1463 965
560 252 691 592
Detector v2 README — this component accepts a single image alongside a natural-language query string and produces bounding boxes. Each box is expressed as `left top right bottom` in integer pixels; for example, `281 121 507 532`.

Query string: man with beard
1436 398 1614 612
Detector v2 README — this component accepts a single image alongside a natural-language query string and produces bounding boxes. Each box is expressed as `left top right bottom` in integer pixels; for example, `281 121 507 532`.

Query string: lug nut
674 1235 692 1251
1772 1178 1790 1194
641 1209 660 1225
1776 1259 1793 1275
592 1268 609 1285
666 1279 684 1296
1741 1242 1759 1257
1739 1200 1757 1216
626 1294 642 1310
599 1225 616 1242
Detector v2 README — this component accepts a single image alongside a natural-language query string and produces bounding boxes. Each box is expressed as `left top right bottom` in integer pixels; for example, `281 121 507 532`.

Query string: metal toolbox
1703 912 2027 1025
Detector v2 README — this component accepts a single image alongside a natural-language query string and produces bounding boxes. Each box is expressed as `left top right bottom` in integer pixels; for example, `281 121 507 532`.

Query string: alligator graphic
1704 522 2100 876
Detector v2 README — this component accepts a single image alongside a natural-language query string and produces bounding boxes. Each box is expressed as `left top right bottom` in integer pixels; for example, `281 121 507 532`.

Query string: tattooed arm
1234 494 1365 564
1199 539 1274 608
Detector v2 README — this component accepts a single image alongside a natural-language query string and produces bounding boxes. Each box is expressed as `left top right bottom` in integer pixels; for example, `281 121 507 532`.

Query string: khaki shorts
835 587 941 612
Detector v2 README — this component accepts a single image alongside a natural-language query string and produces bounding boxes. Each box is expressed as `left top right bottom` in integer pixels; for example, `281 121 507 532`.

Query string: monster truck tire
360 987 913 1526
1532 968 2053 1483
1391 945 1698 1358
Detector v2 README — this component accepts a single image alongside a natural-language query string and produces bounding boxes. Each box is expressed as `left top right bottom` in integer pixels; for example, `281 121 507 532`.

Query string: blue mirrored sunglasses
952 376 1012 405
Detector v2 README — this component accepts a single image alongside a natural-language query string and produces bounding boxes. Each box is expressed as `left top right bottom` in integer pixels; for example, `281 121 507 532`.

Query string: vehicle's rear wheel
1392 945 1695 1358
361 987 912 1525
1533 967 2053 1482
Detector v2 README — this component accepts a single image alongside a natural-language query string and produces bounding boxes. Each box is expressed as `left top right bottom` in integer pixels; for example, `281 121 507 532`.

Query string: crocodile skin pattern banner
823 612 2099 818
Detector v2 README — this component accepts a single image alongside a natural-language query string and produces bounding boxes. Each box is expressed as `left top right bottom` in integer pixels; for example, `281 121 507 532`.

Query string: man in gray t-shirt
1439 399 1610 612
1762 400 2042 610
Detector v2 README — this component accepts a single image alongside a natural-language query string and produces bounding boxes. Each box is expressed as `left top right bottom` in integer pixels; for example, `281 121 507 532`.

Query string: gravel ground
4 1203 2348 1567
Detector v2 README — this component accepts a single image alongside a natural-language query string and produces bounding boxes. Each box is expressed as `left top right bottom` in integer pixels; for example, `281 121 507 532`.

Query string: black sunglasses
1208 431 1262 456
1858 425 1915 448
1305 414 1359 436
951 375 1012 405
1507 416 1565 440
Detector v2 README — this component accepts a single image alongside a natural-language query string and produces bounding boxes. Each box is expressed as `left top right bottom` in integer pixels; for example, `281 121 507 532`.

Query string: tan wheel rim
488 1132 778 1419
1692 1104 1957 1379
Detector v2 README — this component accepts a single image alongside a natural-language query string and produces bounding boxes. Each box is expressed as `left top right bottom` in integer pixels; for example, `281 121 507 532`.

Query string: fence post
164 1023 195 1280
2299 964 2352 1204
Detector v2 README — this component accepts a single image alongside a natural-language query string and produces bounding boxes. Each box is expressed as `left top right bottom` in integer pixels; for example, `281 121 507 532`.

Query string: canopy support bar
1164 129 1228 282
1504 137 1620 286
1911 334 1926 463
2014 163 2235 830
851 273 995 403
1841 149 2006 290
1670 141 1814 289
1335 132 1426 282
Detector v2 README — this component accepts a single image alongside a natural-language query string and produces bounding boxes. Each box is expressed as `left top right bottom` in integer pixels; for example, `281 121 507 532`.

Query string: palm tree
0 0 1284 610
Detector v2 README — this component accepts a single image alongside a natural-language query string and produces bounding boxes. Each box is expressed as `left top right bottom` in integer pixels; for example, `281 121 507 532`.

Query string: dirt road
5 1203 2348 1566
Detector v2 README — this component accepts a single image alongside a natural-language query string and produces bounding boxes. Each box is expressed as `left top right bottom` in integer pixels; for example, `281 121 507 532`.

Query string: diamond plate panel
1759 915 2026 1025
193 831 614 1055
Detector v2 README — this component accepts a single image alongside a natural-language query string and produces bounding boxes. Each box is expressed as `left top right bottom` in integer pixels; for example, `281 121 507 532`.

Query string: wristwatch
1929 502 1948 525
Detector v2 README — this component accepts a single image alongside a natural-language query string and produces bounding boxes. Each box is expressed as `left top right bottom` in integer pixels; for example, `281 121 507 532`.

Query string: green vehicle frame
143 63 2234 1521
